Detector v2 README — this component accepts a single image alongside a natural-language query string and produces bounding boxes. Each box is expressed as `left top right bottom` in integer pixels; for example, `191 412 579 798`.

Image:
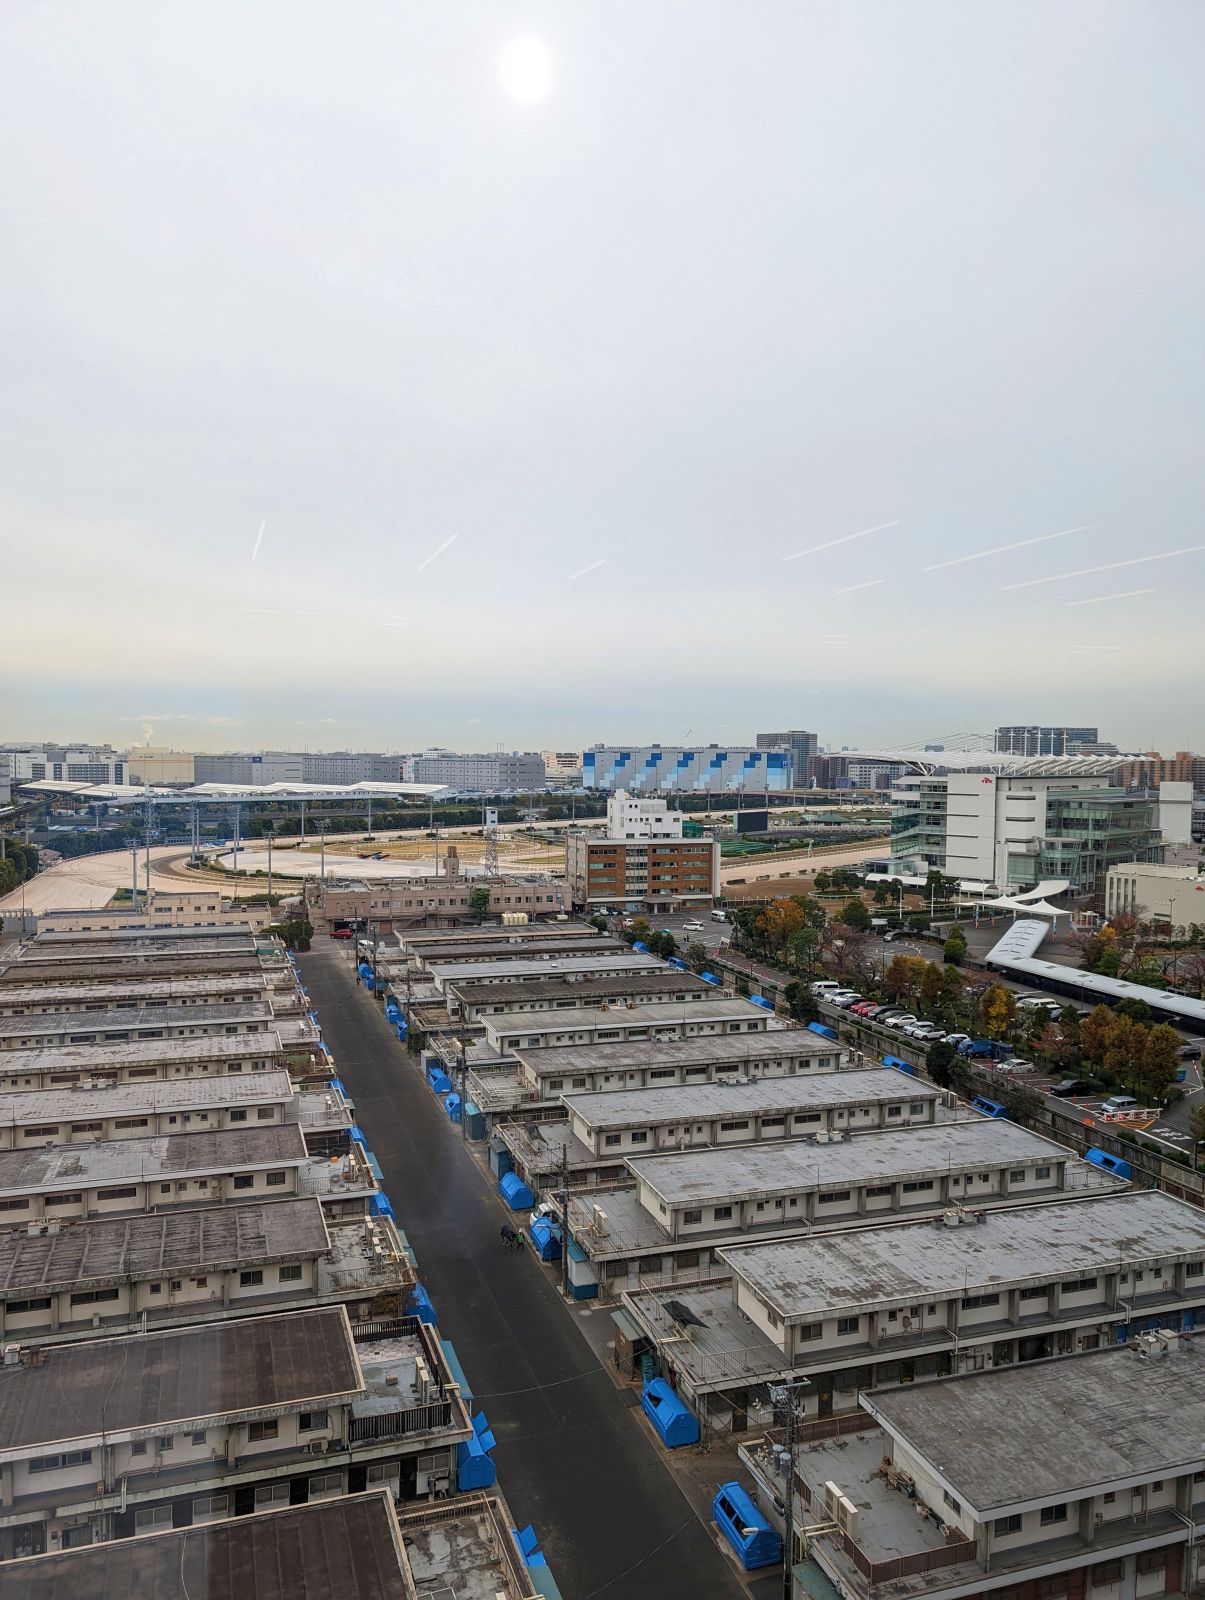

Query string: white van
1099 1094 1139 1117
811 981 841 997
710 909 727 921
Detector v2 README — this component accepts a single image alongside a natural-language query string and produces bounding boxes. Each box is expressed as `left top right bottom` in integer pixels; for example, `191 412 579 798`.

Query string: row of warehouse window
19 1108 277 1137
6 1266 304 1314
0 1172 290 1211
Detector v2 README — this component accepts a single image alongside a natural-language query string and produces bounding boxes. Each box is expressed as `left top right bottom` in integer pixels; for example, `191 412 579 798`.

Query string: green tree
926 1039 957 1086
788 895 828 931
838 898 870 931
938 964 965 1022
787 927 821 979
469 886 492 922
685 940 708 972
1102 1015 1141 1083
885 955 926 1002
647 930 677 959
782 981 819 1024
589 914 609 932
979 983 1016 1040
919 962 943 1014
813 871 832 893
942 926 968 965
625 917 652 946
1115 997 1152 1024
872 883 890 907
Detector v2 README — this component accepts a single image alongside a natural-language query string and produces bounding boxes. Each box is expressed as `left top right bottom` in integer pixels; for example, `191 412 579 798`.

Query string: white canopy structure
20 779 449 804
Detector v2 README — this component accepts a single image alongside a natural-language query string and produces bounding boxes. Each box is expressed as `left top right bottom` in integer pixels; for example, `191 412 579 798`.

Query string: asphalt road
299 941 747 1600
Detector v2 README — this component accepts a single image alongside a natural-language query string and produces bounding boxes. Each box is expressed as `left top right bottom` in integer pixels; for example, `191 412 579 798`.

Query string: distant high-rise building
994 725 1100 757
1 744 129 785
406 751 547 793
192 751 403 785
756 730 817 785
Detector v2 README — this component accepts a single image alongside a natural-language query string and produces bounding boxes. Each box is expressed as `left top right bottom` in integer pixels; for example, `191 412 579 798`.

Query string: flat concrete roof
0 1197 330 1292
452 972 714 1006
0 1069 296 1124
0 1000 274 1041
0 953 266 985
0 1306 359 1451
512 1032 837 1076
0 975 266 1007
0 1033 284 1077
563 1069 938 1130
0 1491 411 1600
629 1121 1074 1208
488 999 770 1033
863 1338 1205 1513
0 1122 307 1195
32 925 254 947
721 1190 1205 1318
399 921 600 946
425 952 662 983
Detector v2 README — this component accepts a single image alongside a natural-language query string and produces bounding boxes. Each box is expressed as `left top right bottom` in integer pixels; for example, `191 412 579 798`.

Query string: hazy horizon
4 2 1203 752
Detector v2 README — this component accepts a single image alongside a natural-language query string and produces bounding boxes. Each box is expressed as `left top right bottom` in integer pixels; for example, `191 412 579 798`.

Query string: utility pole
458 1035 468 1143
266 822 274 908
558 1144 571 1300
772 1377 808 1597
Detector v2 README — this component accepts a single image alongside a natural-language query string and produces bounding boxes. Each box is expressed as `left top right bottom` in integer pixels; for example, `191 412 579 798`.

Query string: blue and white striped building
582 745 794 794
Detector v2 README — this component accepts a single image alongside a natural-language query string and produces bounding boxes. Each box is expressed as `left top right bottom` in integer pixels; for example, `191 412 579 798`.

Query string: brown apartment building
565 833 720 912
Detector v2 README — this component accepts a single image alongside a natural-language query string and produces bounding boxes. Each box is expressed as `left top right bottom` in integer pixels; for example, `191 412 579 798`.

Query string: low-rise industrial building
563 1070 946 1158
482 998 776 1054
2 1491 545 1600
0 1070 315 1148
29 925 255 951
560 1122 1125 1295
566 832 721 913
445 970 714 1022
0 949 269 986
0 1198 412 1343
750 1335 1205 1600
0 1124 379 1228
307 877 570 933
0 1001 275 1052
626 1189 1205 1432
0 1306 472 1560
31 892 272 933
1105 859 1205 925
0 974 270 1016
0 1035 288 1093
510 1032 845 1098
417 951 659 997
495 1070 945 1193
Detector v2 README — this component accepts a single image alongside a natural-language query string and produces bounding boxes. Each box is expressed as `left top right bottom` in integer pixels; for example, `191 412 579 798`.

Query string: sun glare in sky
499 37 553 105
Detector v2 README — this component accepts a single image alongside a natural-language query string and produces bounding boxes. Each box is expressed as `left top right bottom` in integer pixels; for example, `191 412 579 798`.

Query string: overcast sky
3 2 1203 755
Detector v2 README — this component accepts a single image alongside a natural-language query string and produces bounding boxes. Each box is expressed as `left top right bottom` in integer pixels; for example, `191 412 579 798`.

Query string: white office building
605 790 683 839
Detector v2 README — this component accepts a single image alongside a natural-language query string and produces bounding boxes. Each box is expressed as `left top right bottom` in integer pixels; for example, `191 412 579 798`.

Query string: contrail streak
833 578 887 595
251 521 266 561
568 558 607 581
998 545 1205 592
782 520 899 562
923 524 1089 573
1063 588 1156 608
417 534 458 571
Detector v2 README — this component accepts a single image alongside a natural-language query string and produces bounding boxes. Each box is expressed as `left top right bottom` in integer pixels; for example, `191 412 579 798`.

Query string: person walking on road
515 1228 526 1252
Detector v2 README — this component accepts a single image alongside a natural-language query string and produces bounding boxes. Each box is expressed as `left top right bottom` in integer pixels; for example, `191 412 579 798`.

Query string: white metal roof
987 918 1205 1024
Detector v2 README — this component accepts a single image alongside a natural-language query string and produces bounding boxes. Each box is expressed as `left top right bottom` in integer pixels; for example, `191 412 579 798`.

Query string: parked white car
681 920 704 933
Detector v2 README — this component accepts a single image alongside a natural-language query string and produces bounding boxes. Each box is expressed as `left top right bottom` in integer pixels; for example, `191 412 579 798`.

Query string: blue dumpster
641 1379 700 1449
406 1283 437 1324
530 1215 562 1261
500 1171 535 1211
713 1481 782 1569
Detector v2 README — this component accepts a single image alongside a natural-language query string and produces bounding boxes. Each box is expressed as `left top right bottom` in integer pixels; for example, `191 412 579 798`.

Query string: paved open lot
298 941 748 1600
